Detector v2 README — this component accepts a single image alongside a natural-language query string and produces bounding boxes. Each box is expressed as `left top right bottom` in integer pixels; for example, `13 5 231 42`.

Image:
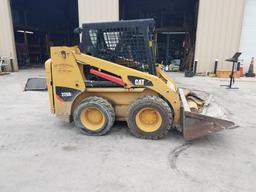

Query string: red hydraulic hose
90 68 125 86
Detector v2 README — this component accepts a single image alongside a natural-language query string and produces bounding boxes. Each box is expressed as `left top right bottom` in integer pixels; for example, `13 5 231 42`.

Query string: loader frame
46 46 235 140
46 47 181 124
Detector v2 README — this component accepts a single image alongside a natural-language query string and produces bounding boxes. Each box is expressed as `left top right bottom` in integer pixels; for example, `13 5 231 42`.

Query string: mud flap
179 89 235 141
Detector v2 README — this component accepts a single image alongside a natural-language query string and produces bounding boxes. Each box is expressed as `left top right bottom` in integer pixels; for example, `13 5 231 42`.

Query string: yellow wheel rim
80 107 105 131
135 107 162 132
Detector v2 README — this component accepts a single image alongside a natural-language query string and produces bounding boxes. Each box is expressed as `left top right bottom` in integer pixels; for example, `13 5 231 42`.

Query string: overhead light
17 30 25 33
17 30 34 34
25 31 34 34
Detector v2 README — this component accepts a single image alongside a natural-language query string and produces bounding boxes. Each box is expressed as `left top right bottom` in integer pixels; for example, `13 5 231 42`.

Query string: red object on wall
240 63 244 77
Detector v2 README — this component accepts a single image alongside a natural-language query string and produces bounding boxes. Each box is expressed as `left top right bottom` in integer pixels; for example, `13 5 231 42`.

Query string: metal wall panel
78 0 119 25
195 0 245 73
240 0 256 72
0 0 18 71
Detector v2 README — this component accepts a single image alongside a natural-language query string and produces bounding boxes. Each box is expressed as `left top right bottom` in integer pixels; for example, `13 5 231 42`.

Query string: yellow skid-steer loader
45 19 234 140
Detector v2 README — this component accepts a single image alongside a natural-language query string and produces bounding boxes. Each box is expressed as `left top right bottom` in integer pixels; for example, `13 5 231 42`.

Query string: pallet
208 73 217 77
216 70 240 78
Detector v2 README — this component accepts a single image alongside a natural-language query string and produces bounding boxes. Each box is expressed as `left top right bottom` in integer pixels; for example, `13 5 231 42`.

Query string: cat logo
128 76 153 87
134 79 145 86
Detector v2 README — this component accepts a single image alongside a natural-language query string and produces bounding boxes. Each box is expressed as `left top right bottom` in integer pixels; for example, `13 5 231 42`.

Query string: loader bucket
178 89 235 141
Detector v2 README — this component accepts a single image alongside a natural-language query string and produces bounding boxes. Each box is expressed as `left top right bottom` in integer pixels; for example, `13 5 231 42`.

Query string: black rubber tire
127 95 173 140
73 96 115 136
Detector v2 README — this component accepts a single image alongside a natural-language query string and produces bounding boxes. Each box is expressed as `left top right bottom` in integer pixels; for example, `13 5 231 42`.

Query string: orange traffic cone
246 57 255 77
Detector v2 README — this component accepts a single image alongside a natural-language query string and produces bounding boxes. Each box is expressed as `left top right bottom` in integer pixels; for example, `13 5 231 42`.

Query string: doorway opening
10 0 79 68
120 0 199 71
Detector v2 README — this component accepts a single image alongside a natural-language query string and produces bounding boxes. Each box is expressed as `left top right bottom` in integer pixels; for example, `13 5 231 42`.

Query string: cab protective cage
79 19 157 75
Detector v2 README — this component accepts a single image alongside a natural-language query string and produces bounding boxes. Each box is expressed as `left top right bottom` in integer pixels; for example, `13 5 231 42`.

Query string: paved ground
0 68 256 192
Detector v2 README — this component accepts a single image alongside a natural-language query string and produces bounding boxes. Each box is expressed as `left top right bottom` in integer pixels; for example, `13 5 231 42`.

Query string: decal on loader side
56 87 81 102
128 76 153 86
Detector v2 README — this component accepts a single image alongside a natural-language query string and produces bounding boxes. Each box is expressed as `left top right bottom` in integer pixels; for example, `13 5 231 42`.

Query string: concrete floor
0 68 256 192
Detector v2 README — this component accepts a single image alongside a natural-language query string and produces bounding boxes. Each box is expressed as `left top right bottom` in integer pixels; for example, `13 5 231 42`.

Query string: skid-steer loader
45 19 234 140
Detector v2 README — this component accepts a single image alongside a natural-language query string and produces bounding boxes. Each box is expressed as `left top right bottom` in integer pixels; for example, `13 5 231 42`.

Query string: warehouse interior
120 0 199 70
9 0 199 70
10 0 79 68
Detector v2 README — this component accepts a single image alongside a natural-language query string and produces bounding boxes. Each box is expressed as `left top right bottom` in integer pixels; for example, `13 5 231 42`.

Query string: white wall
195 0 245 73
240 0 256 73
78 0 119 25
0 0 18 71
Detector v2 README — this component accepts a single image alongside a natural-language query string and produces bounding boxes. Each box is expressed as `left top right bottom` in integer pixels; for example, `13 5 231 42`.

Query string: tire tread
74 96 115 136
127 95 173 140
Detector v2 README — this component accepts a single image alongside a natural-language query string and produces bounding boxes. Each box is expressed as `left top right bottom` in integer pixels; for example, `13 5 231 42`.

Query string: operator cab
75 19 157 82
